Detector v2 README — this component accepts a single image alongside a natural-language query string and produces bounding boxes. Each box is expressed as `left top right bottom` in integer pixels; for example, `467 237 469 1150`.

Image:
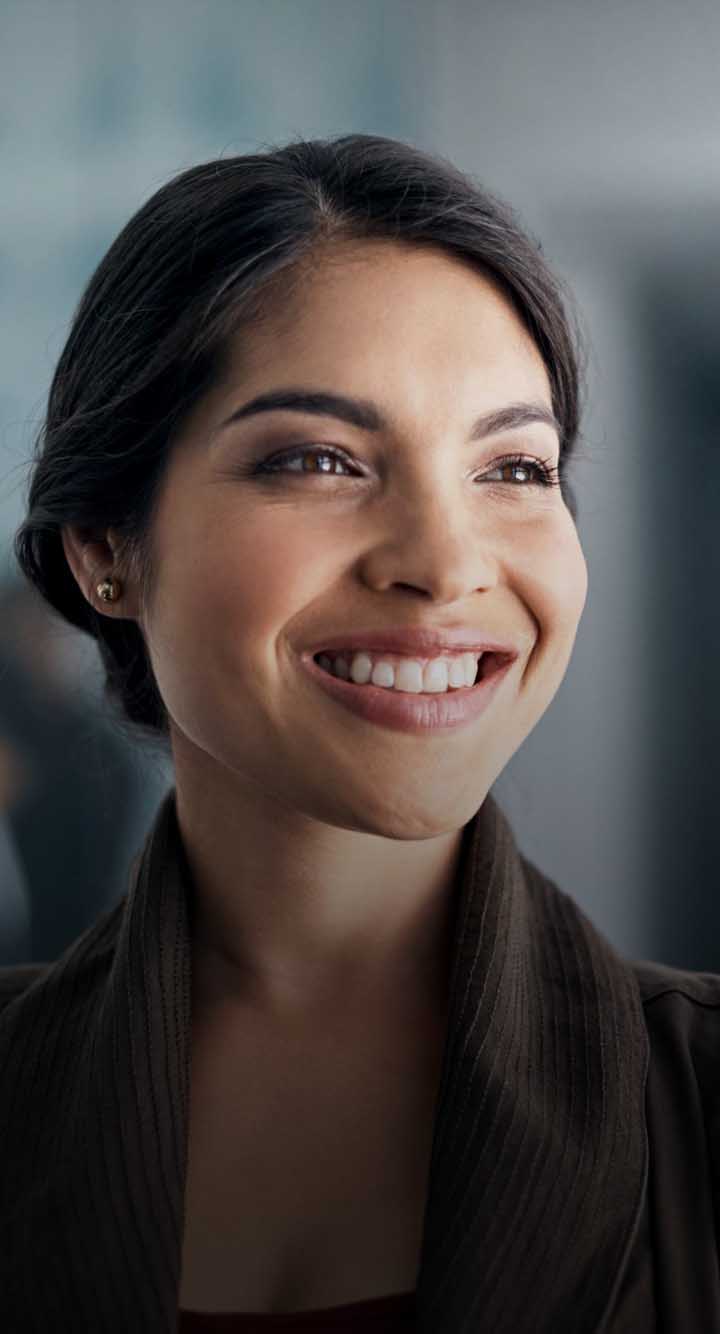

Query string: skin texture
63 238 588 1023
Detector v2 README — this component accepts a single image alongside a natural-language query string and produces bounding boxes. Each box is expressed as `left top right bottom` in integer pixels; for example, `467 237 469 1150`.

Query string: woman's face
128 240 588 837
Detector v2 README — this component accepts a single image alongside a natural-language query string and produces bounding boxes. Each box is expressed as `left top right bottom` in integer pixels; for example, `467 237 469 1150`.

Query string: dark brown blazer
1 788 718 1332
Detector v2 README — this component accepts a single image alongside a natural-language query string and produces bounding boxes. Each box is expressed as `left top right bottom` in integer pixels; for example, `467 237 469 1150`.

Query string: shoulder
631 955 720 1009
0 962 50 1011
0 898 126 1032
631 957 720 1102
523 837 720 1082
520 845 720 1018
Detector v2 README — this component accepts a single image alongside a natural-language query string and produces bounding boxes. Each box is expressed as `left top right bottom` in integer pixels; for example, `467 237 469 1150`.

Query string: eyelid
258 432 556 464
253 441 561 487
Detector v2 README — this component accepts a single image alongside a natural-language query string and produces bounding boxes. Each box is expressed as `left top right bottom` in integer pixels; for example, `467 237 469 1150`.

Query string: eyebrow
218 387 561 442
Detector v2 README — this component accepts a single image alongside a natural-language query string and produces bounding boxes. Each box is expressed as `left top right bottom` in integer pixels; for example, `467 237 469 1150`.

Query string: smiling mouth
312 650 510 692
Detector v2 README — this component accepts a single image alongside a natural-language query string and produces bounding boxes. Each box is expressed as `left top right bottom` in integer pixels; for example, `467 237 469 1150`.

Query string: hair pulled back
13 132 587 743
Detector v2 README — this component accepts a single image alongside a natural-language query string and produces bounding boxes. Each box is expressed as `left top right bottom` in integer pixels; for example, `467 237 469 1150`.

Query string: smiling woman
3 133 720 1334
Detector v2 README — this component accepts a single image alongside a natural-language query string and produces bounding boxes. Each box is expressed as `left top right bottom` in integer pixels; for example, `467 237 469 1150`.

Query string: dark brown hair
13 132 588 746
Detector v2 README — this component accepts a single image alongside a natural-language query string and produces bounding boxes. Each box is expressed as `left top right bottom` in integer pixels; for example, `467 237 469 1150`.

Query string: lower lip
299 653 516 734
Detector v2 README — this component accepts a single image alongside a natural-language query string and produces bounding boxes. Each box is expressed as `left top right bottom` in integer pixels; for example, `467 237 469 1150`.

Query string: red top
177 1291 416 1331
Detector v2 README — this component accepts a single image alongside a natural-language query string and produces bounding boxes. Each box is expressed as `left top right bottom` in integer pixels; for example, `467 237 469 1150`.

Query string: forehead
220 239 550 400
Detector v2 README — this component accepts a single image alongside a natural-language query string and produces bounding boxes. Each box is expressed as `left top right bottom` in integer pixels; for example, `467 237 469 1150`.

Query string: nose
358 479 500 604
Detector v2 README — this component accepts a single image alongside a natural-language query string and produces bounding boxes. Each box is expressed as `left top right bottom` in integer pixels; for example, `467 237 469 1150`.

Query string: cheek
559 528 589 628
159 505 326 660
529 522 588 648
223 515 328 630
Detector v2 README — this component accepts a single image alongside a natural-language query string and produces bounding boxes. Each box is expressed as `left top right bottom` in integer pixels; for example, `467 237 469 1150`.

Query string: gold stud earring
96 576 122 603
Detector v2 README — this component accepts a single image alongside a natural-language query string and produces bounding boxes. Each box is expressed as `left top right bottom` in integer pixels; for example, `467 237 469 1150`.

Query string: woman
2 133 718 1334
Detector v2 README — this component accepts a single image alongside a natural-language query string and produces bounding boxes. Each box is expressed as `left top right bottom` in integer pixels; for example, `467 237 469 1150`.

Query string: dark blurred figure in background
0 735 31 963
0 579 171 964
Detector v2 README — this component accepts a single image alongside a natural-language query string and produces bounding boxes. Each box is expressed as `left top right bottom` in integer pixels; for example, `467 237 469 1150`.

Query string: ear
61 525 138 619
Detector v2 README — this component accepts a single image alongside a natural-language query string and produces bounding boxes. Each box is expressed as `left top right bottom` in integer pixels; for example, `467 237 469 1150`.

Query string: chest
178 1002 446 1314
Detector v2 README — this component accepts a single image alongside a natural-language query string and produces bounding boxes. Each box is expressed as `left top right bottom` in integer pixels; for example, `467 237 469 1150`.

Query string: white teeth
317 650 482 693
423 660 450 693
393 660 424 693
349 653 373 685
371 660 395 689
447 658 467 689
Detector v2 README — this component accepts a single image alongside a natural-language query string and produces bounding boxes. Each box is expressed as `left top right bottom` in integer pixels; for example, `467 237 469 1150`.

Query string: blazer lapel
0 787 649 1332
415 794 650 1332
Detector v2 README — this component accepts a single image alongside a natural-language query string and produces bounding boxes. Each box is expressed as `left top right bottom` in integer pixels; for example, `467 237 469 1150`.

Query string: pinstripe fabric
0 787 715 1331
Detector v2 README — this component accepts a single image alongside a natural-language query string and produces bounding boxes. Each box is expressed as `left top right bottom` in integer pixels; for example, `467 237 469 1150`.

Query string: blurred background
0 0 718 969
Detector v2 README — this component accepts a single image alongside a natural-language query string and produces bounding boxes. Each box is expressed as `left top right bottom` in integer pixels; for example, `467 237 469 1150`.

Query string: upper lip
303 626 521 660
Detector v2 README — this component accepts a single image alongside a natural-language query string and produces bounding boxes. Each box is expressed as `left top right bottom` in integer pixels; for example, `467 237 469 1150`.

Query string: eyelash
251 444 561 488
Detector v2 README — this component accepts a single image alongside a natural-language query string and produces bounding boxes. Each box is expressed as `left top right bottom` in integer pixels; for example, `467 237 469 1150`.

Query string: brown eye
482 454 560 487
255 444 358 476
251 444 560 489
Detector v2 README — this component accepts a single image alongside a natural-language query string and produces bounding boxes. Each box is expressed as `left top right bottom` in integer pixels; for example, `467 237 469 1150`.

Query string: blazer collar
5 787 649 1332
